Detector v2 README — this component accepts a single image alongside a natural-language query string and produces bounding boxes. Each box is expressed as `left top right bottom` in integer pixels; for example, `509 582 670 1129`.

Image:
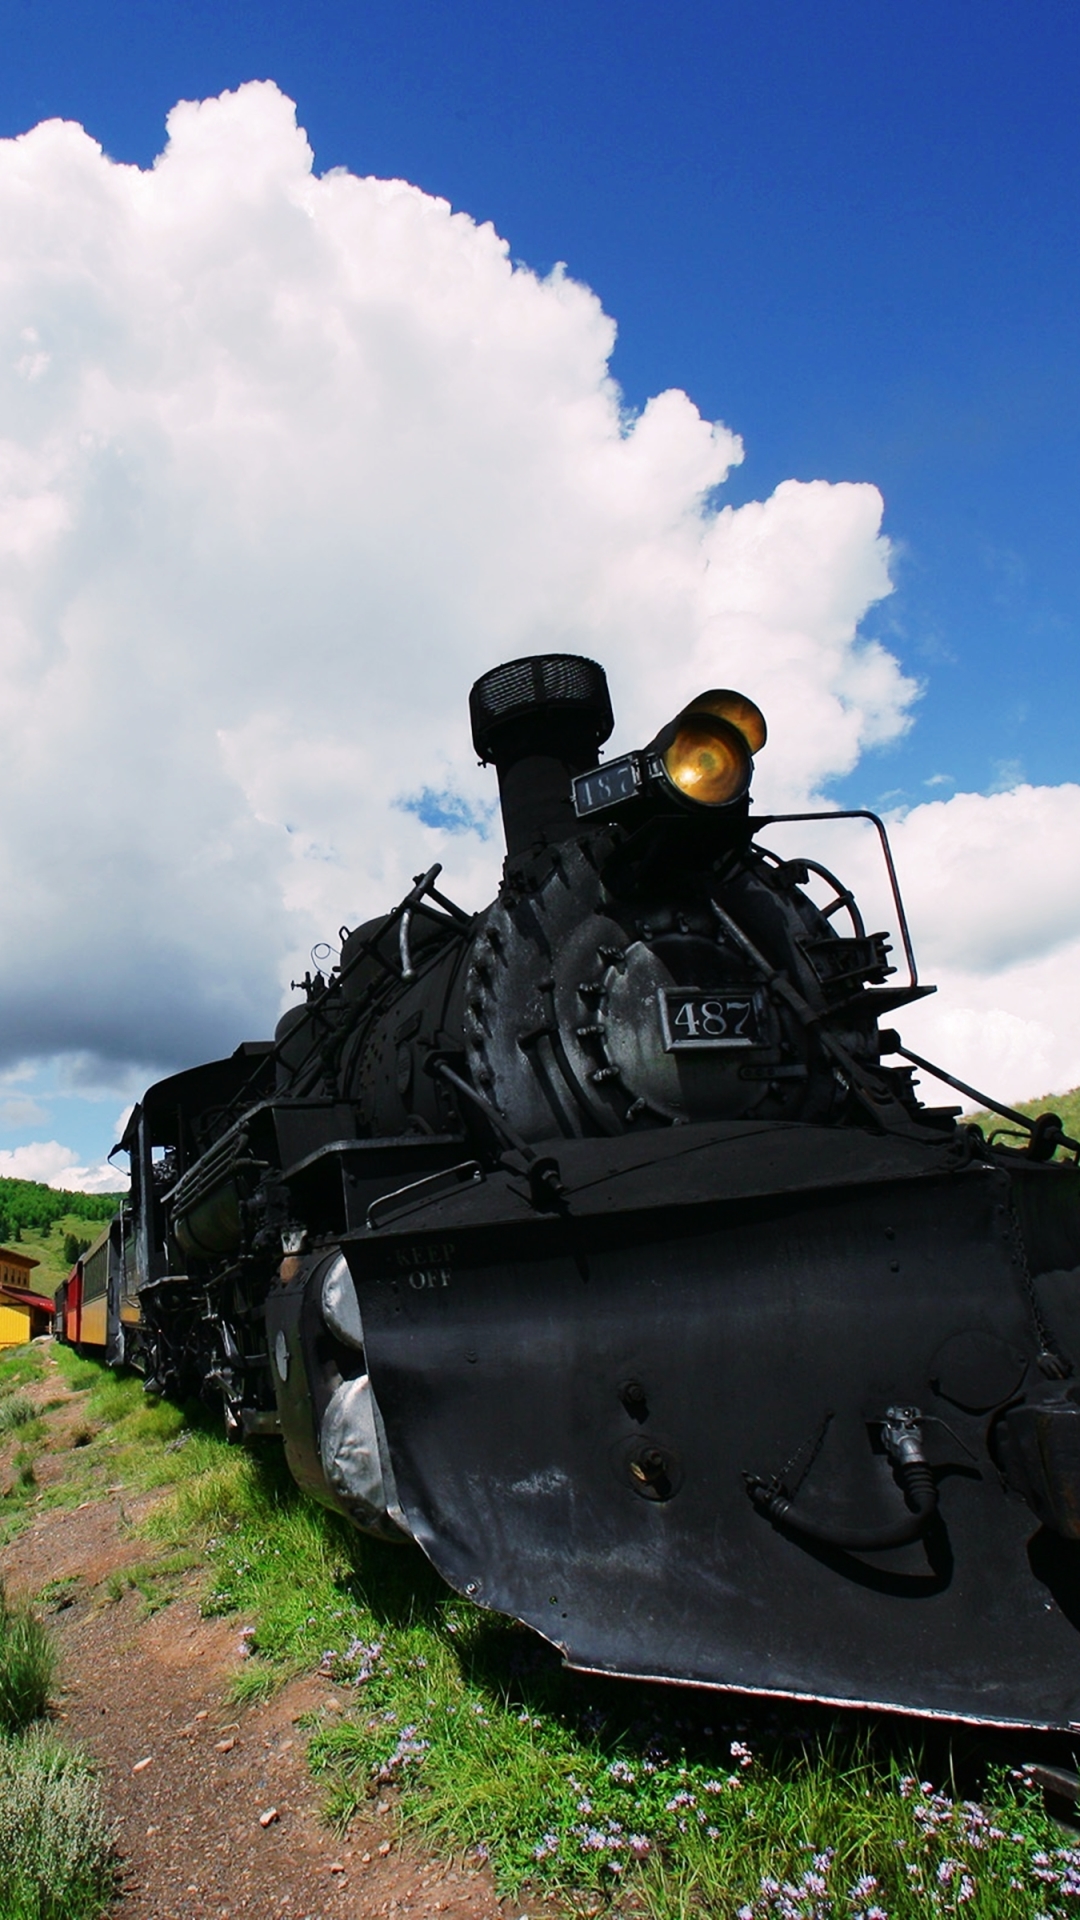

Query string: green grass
0 1728 118 1920
0 1396 38 1435
0 1586 56 1735
0 1363 125 1917
0 1589 115 1916
24 1342 1080 1917
0 1349 45 1397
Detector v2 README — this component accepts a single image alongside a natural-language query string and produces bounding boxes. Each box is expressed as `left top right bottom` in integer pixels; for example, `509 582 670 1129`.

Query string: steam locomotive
77 656 1080 1729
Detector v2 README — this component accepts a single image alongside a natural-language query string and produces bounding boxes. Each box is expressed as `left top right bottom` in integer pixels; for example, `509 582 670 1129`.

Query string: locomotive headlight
658 713 752 808
682 689 767 755
570 684 767 819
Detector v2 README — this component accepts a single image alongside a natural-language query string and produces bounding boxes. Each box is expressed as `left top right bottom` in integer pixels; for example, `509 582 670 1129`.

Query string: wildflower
666 1790 696 1810
957 1876 976 1903
703 1778 725 1794
850 1874 878 1898
730 1738 754 1767
577 1798 593 1815
937 1859 959 1885
532 1832 559 1861
627 1835 650 1859
373 1723 430 1784
579 1827 609 1853
607 1759 635 1784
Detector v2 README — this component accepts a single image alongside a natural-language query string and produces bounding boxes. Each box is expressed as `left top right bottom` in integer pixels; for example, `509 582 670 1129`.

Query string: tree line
0 1178 122 1252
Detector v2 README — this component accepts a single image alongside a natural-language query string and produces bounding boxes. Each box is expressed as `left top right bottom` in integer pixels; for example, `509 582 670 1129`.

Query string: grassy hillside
9 1217 116 1294
967 1084 1080 1151
0 1179 125 1293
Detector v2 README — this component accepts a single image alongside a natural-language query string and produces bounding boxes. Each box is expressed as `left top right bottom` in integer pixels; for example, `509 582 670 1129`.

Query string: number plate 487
658 990 762 1050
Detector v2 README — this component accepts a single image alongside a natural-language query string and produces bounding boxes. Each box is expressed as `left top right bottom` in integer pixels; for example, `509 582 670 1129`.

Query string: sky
0 0 1078 1188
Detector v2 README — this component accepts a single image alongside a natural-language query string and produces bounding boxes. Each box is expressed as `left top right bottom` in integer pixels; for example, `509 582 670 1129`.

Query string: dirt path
0 1362 510 1920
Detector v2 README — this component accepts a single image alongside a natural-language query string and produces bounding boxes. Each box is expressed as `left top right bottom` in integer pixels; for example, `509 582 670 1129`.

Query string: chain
769 1407 835 1499
1000 1179 1071 1380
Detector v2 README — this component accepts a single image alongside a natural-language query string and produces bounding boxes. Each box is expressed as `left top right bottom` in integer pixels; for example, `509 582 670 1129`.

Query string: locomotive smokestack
470 654 614 859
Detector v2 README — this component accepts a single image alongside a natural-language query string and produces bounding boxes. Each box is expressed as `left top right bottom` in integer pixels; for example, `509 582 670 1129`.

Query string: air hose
746 1406 939 1553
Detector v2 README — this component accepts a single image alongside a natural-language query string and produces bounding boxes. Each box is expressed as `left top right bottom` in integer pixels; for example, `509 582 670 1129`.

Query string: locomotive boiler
112 655 1080 1729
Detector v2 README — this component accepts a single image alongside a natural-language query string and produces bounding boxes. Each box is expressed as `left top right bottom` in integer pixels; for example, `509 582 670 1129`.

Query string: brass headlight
676 689 767 755
659 713 752 809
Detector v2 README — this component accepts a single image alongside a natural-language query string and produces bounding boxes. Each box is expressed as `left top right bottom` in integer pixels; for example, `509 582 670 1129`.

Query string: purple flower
578 1827 609 1854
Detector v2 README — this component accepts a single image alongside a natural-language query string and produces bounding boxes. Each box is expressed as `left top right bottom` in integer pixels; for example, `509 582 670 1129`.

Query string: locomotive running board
339 1119 1080 1730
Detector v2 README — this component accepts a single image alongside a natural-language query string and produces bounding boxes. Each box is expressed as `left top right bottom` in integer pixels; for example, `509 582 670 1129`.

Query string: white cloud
887 786 1080 1106
1 79 1075 1134
0 1142 123 1193
771 787 1080 1108
0 79 910 1098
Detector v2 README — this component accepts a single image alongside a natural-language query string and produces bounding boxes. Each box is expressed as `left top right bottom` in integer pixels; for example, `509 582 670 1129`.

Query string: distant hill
964 1086 1080 1150
0 1178 124 1289
0 1177 121 1242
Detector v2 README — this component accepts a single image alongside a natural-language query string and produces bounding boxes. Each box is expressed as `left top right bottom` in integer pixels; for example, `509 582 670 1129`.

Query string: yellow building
0 1247 51 1348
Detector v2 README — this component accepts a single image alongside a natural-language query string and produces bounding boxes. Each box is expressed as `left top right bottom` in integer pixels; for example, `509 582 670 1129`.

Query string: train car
55 1210 135 1362
96 654 1080 1730
54 1260 82 1347
76 1225 110 1353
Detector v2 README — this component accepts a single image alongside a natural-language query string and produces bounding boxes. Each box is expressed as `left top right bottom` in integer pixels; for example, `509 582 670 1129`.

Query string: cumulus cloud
0 1142 120 1193
0 80 909 1095
0 77 1074 1148
884 787 1080 1106
770 787 1080 1107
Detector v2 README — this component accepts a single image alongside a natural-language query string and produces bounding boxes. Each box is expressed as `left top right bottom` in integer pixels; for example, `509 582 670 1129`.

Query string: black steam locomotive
102 656 1080 1729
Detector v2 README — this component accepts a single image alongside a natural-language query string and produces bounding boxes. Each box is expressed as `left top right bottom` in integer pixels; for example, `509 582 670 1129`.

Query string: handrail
751 809 917 986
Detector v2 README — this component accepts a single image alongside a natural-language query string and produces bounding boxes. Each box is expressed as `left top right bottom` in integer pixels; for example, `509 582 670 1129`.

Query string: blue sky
1 0 1079 1182
3 0 1077 804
